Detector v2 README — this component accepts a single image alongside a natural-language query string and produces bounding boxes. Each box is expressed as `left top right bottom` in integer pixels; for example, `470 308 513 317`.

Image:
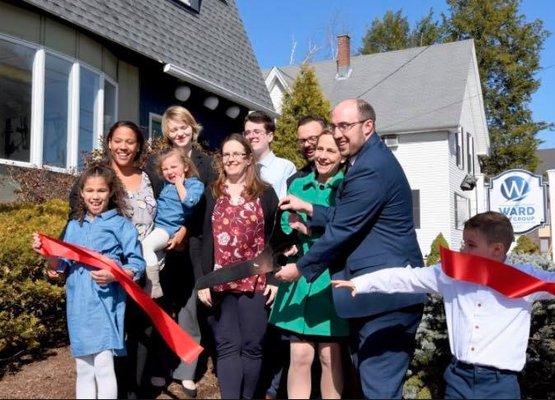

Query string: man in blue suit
276 98 426 399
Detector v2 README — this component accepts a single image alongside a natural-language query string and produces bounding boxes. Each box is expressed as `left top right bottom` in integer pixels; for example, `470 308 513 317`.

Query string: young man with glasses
285 116 328 188
243 111 296 199
277 98 425 399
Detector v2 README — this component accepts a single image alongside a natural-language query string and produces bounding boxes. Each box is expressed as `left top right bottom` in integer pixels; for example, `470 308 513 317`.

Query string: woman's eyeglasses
222 152 247 160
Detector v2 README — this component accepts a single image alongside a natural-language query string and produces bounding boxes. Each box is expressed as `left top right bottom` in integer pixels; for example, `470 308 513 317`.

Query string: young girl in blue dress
32 163 145 399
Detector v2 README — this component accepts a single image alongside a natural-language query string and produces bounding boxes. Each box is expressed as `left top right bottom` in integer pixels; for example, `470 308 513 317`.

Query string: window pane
103 80 116 134
43 55 71 167
540 238 549 254
456 128 463 169
79 67 100 167
467 133 474 174
412 189 420 229
455 193 470 229
0 38 34 162
149 113 163 139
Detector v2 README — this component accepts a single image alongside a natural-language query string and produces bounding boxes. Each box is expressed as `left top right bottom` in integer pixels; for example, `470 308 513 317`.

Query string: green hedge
0 199 68 361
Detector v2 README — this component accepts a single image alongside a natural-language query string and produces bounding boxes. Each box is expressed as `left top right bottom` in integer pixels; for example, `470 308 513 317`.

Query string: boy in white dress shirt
333 211 555 399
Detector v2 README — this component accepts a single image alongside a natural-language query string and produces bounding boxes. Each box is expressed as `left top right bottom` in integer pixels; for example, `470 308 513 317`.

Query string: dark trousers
259 325 289 398
171 290 201 381
444 358 520 399
115 295 172 398
115 250 198 399
350 303 424 399
207 292 268 400
163 250 203 383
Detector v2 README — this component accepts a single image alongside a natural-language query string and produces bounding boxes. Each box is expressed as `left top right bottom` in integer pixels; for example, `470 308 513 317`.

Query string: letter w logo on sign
501 176 529 201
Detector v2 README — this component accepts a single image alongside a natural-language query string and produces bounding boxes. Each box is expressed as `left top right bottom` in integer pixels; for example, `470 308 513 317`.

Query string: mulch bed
0 345 220 399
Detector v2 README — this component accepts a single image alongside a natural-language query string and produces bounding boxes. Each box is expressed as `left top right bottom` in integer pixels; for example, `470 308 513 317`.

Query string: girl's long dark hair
74 162 129 224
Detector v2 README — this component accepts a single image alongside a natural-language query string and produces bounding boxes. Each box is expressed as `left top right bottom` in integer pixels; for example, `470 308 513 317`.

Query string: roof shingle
22 0 273 111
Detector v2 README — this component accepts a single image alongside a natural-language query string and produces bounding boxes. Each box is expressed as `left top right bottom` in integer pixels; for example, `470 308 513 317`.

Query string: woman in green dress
269 130 348 399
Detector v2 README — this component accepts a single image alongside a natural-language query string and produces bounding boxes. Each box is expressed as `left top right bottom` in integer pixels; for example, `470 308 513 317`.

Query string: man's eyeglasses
222 152 247 160
243 129 267 137
297 135 320 145
329 119 371 134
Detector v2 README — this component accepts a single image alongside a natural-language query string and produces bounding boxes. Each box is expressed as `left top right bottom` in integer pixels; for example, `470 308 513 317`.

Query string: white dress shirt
257 151 296 199
351 262 555 372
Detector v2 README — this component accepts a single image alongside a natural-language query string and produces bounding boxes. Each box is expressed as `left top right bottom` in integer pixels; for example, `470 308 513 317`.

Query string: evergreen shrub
512 235 539 255
274 64 331 169
508 252 555 399
0 199 68 364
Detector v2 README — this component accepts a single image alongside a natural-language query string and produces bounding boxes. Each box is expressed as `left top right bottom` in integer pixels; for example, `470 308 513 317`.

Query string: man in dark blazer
276 98 426 399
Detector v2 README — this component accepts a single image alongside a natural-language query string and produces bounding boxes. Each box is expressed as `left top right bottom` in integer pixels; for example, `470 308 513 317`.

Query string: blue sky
236 0 555 149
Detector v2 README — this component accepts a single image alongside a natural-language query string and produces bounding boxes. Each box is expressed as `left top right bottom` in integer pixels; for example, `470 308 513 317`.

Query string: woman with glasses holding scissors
197 133 280 400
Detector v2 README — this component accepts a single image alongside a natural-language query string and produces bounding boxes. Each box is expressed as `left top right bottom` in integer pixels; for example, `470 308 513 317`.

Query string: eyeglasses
329 119 371 134
297 135 320 145
243 129 267 137
222 152 247 160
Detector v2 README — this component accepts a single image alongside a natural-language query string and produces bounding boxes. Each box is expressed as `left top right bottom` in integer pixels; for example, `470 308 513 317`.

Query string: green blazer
269 171 348 337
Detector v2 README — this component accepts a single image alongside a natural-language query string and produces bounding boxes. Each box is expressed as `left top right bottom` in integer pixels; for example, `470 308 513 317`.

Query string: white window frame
467 132 474 175
30 48 45 166
0 33 118 172
455 193 470 230
0 35 39 169
103 77 118 135
66 62 80 171
455 126 464 170
174 0 200 11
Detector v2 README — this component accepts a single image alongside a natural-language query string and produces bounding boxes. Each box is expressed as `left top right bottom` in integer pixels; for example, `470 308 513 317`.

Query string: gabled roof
264 67 291 93
264 40 489 154
536 148 555 174
21 0 274 113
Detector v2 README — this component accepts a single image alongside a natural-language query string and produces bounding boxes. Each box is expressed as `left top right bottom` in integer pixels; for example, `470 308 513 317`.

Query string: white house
263 36 490 257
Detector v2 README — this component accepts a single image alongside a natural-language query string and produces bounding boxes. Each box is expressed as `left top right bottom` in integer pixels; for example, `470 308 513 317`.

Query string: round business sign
488 169 547 234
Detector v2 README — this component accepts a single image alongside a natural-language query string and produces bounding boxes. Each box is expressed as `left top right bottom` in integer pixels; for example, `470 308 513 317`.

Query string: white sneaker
181 380 196 390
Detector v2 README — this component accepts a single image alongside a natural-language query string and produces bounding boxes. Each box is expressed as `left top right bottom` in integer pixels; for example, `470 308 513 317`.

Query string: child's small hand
331 280 358 297
32 232 43 253
91 270 116 286
175 171 185 186
166 226 188 251
46 269 61 280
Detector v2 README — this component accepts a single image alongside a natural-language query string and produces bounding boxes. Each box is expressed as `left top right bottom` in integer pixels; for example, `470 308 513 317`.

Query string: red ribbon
440 246 555 298
38 233 203 364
